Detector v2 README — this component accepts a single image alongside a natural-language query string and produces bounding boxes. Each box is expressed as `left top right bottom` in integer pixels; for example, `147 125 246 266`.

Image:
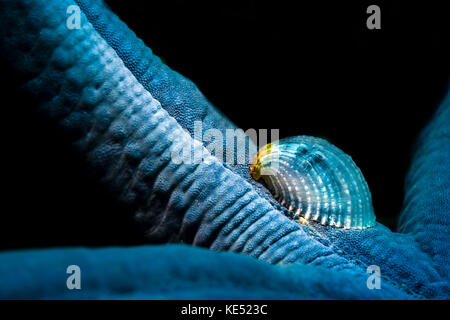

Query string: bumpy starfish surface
0 0 448 299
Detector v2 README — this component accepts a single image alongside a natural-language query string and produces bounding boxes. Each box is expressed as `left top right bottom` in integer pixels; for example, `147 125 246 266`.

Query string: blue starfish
0 0 448 299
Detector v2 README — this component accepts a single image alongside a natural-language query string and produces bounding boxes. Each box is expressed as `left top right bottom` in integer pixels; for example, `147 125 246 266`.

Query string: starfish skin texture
0 0 448 299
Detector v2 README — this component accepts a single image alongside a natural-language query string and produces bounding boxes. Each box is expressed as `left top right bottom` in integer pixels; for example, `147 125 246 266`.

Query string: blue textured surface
0 0 448 299
0 245 410 299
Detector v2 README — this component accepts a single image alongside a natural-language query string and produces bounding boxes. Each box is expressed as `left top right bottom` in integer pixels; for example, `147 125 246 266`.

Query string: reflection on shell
250 136 376 229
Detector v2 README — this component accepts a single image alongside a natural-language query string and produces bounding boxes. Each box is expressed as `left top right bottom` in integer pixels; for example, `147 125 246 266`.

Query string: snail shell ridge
250 136 376 229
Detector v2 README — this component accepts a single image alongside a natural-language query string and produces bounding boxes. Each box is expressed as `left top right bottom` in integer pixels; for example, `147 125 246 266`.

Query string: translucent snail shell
250 136 376 229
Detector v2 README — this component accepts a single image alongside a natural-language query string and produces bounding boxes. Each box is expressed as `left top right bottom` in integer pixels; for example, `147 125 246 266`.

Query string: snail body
250 136 376 229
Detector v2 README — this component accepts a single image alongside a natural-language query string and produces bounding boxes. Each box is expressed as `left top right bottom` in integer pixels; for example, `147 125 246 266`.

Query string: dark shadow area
0 60 147 250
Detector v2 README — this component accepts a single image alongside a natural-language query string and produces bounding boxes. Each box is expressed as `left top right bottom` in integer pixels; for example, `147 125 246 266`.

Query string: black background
1 1 449 249
102 1 449 227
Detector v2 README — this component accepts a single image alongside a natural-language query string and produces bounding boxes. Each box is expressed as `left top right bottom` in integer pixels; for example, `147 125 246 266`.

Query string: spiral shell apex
250 136 376 229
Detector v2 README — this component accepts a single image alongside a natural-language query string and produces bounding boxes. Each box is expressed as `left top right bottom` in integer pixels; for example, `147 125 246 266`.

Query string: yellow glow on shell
249 143 272 181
